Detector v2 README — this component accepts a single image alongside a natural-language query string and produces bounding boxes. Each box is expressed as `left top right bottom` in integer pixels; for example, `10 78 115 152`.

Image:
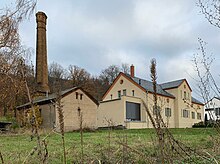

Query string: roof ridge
160 78 185 85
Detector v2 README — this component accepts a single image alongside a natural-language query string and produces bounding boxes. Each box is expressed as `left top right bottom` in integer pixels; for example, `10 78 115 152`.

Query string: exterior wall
205 98 220 121
103 74 146 101
165 81 203 128
16 104 56 128
97 99 125 127
164 88 179 128
146 93 175 128
55 89 98 132
100 75 148 129
40 103 56 128
123 96 148 128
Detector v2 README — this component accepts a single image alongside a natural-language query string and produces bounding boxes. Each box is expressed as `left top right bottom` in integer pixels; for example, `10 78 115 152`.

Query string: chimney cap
36 11 47 18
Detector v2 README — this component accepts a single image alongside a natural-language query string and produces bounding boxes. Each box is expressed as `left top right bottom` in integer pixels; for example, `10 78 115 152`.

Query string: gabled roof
204 96 220 105
128 75 175 98
17 87 98 109
191 97 204 105
102 72 147 100
102 72 175 100
160 79 192 91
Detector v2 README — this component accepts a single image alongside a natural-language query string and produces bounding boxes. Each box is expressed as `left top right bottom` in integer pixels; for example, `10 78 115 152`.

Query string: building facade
204 97 220 121
17 87 98 132
97 66 204 129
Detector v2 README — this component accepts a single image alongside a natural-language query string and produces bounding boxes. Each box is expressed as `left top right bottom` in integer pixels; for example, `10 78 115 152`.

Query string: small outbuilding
16 87 99 132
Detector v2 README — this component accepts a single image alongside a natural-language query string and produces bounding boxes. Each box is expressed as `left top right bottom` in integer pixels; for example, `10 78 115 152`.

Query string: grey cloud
15 0 220 100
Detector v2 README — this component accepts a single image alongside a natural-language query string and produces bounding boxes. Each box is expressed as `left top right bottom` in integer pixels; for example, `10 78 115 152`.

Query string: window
110 94 112 100
126 102 140 121
139 79 141 85
76 92 78 99
118 90 121 98
184 91 186 100
215 108 220 116
166 98 169 103
192 112 195 119
80 94 83 100
153 106 161 115
123 89 127 96
132 90 135 96
197 113 201 120
77 107 81 116
182 109 189 118
165 108 171 117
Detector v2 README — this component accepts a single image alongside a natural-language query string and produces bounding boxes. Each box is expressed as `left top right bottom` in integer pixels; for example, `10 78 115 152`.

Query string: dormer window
139 79 141 85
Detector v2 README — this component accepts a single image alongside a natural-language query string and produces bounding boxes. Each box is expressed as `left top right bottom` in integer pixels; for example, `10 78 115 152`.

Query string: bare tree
198 0 220 28
99 65 120 85
0 0 36 116
121 63 130 74
68 65 90 87
49 62 67 80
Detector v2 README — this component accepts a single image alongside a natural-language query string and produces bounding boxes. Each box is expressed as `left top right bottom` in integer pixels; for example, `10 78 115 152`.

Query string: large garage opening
126 101 141 121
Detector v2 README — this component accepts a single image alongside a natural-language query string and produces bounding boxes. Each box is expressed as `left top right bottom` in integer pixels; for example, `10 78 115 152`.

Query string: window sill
125 121 146 123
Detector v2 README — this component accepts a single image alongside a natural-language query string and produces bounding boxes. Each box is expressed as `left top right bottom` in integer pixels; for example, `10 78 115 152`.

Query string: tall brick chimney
36 11 50 94
130 65 134 78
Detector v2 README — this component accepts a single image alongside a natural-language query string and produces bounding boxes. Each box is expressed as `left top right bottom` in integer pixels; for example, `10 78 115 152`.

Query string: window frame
76 92 79 99
123 89 127 96
118 90 121 98
183 109 189 118
165 108 171 117
132 90 135 96
126 101 141 121
192 111 195 119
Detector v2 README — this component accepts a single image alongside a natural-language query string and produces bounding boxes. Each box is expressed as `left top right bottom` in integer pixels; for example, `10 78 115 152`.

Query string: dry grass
0 128 219 163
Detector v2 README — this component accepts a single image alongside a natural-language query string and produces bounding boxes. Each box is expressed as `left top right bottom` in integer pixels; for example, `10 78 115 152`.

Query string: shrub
25 105 43 127
192 121 206 128
192 121 215 128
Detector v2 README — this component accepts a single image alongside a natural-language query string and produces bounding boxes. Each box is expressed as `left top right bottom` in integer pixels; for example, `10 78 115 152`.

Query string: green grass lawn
0 128 218 163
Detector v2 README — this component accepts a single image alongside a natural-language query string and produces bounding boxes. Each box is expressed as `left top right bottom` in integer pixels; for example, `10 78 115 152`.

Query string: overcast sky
1 0 220 99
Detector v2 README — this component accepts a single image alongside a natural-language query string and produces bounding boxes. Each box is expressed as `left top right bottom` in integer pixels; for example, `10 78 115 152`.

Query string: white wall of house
205 97 220 121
